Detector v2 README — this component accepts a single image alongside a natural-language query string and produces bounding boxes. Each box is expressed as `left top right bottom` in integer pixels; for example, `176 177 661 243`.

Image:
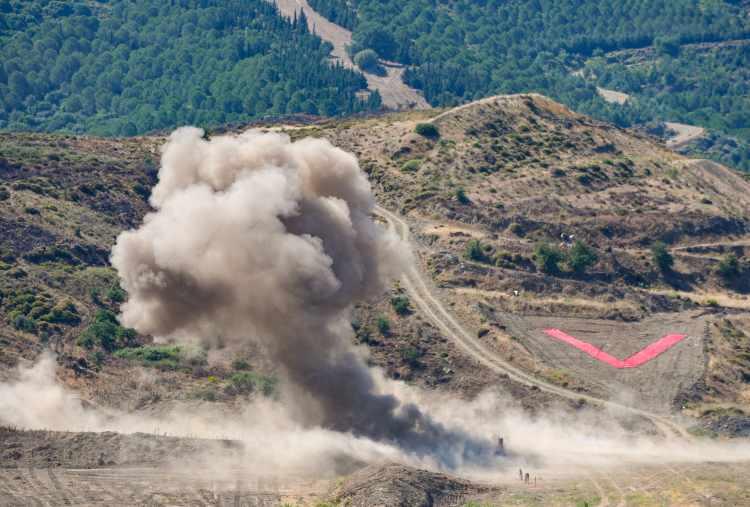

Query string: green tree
534 242 565 275
567 241 598 274
354 49 379 70
390 295 412 315
717 253 740 281
465 239 487 262
376 316 390 335
651 241 674 273
415 123 439 139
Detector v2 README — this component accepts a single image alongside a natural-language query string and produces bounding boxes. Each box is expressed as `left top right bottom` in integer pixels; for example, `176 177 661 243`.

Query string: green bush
400 346 421 367
401 159 422 172
226 371 278 397
78 309 137 351
455 188 470 204
534 242 565 275
390 295 412 315
415 123 440 139
114 345 183 369
106 285 127 303
651 241 674 273
232 358 251 371
567 241 598 274
13 314 36 333
354 49 379 70
377 316 391 335
717 253 740 280
465 239 487 262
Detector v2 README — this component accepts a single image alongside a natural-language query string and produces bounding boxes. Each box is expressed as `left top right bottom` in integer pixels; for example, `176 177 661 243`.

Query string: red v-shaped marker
543 329 687 368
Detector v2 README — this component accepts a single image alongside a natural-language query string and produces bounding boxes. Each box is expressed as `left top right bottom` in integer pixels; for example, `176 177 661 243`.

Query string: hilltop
1 94 749 438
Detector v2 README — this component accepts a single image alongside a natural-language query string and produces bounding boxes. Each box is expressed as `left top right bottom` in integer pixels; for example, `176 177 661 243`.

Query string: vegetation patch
400 158 422 172
390 295 412 316
225 371 278 397
113 344 207 372
78 309 137 352
415 123 440 139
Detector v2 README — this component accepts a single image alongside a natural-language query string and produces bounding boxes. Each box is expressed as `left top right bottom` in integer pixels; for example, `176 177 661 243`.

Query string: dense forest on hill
1 0 749 170
585 42 750 170
330 0 750 170
0 0 380 136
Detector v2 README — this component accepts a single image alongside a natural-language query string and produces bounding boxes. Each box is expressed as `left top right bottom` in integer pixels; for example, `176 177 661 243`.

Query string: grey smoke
112 127 490 467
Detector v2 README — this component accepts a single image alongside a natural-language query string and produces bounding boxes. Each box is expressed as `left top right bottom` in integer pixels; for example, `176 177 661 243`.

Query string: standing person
525 473 530 484
519 468 523 481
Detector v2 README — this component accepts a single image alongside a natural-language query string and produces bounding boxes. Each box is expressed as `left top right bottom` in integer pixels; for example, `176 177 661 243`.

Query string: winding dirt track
375 206 690 439
272 0 428 110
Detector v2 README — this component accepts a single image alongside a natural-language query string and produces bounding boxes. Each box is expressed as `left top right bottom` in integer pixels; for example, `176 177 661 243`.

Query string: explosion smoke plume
112 127 487 466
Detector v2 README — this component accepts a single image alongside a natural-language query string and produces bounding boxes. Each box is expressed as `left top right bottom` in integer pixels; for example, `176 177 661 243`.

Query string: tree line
0 0 381 136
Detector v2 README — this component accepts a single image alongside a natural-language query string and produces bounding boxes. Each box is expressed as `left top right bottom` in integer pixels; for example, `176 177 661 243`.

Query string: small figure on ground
524 473 530 484
495 437 505 456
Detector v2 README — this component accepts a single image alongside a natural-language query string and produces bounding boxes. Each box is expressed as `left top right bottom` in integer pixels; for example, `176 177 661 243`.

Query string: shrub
353 49 379 70
567 241 598 274
401 159 422 172
232 358 251 371
13 314 36 333
717 254 740 280
226 371 277 397
390 295 412 315
655 36 680 57
534 242 565 275
89 287 102 304
107 285 127 303
114 345 182 369
651 241 674 273
400 346 421 367
41 300 81 325
376 316 390 335
465 239 487 262
509 223 525 237
79 309 137 352
455 188 470 204
415 123 439 139
132 183 150 200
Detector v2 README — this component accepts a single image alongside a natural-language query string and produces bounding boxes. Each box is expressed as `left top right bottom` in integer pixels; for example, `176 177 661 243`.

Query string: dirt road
665 122 705 148
0 467 327 506
597 87 630 105
272 0 429 110
375 206 691 439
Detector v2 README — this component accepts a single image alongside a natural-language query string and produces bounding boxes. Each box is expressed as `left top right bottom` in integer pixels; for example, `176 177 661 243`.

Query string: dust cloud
110 127 489 468
2 354 749 480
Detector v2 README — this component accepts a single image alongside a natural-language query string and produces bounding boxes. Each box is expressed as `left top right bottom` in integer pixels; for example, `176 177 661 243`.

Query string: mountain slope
1 94 749 433
0 0 379 136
